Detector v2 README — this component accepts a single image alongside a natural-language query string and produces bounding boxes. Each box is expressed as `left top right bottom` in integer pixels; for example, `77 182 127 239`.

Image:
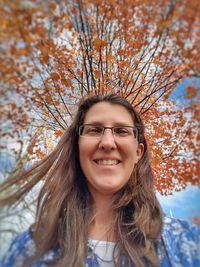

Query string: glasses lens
113 126 132 136
113 126 137 137
80 125 103 137
79 125 138 138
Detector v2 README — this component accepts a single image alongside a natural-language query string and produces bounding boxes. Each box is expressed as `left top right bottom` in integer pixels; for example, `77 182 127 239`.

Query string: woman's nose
98 129 117 150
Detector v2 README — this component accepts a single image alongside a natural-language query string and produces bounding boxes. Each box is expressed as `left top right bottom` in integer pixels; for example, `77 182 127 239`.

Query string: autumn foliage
0 0 199 194
193 216 200 226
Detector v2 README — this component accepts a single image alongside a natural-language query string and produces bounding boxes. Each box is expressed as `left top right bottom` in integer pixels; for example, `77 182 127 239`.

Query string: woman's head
68 94 152 202
75 95 145 198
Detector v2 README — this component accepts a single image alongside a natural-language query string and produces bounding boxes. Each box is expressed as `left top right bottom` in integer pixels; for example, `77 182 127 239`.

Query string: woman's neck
89 194 117 242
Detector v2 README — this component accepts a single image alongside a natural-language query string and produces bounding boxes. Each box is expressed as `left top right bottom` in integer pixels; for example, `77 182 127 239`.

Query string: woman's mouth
94 159 120 166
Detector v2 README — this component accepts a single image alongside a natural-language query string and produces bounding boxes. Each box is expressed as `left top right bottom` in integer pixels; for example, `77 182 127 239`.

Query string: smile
95 159 120 166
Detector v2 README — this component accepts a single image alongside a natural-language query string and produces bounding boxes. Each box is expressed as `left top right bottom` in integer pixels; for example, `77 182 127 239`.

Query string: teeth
96 160 119 166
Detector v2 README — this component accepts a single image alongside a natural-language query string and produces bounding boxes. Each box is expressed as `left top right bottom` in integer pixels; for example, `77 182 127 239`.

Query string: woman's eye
114 127 129 135
87 126 102 135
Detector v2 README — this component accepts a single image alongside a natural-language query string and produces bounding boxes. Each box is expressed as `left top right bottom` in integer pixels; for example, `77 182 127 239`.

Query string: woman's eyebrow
84 122 134 126
83 121 104 125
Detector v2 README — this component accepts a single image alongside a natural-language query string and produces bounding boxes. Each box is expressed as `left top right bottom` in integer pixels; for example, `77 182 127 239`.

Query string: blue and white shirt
1 217 200 267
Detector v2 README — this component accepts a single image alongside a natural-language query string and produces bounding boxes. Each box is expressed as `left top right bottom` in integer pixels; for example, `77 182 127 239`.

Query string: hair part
0 94 163 267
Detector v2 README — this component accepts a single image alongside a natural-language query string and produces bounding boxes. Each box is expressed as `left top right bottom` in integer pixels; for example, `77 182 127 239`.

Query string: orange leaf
61 78 72 87
152 155 162 166
54 101 60 106
55 87 64 93
10 103 17 110
45 95 52 104
51 72 60 81
106 54 114 62
185 86 197 99
68 72 75 78
35 149 46 158
94 70 101 79
77 69 83 76
93 37 108 50
27 146 33 154
54 129 63 137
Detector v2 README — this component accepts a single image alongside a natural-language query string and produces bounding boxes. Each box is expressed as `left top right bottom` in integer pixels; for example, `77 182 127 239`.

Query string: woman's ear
136 143 144 162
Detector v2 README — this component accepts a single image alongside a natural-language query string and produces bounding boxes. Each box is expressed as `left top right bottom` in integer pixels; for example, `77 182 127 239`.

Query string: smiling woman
0 94 199 267
79 102 144 198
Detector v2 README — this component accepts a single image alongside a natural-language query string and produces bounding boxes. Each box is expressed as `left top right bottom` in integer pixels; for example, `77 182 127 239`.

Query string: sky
169 77 200 103
157 185 200 223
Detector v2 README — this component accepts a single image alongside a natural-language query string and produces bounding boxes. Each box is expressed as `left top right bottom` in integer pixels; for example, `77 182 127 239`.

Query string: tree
193 216 200 226
0 0 200 195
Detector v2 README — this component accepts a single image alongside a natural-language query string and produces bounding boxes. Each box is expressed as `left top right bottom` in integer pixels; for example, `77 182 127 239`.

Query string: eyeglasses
79 124 138 138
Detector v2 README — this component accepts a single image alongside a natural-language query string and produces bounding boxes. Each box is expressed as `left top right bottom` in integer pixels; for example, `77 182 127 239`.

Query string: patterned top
1 217 200 267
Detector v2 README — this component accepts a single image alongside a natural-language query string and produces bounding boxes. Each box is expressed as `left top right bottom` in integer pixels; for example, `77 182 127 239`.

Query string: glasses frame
79 124 138 139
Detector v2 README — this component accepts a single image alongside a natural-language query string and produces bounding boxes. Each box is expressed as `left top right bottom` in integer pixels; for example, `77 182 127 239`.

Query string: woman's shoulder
160 216 200 267
162 215 200 241
2 230 58 267
1 230 36 267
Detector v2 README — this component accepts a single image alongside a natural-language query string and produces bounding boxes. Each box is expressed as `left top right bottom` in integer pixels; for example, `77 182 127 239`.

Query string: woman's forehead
83 102 134 124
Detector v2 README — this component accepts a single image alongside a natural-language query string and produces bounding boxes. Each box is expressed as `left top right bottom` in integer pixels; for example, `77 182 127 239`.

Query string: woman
0 94 199 267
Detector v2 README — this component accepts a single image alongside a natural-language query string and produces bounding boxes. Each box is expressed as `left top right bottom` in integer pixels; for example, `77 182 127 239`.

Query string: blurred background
0 0 199 259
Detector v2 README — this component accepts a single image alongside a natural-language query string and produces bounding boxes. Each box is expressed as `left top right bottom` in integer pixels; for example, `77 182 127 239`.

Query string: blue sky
157 185 200 223
169 77 200 103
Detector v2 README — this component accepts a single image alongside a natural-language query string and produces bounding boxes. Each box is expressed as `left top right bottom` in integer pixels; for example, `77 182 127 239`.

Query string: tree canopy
0 0 200 195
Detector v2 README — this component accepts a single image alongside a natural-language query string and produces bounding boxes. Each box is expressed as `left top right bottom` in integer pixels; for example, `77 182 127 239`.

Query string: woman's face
78 102 144 198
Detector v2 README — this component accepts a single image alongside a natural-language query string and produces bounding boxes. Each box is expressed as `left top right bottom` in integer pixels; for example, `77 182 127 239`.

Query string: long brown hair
0 94 163 267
